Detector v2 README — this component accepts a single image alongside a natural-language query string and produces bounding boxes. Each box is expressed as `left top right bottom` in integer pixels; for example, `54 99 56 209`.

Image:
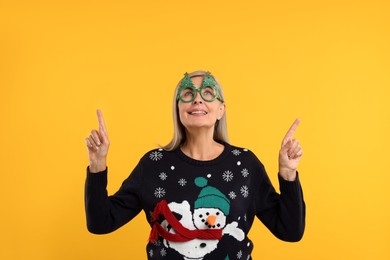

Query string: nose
193 90 203 104
207 215 216 226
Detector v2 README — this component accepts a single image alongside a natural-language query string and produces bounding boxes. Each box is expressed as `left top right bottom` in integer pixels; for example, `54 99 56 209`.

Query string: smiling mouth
189 111 208 115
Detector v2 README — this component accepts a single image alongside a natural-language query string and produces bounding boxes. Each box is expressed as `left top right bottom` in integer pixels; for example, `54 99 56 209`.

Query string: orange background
1 0 389 259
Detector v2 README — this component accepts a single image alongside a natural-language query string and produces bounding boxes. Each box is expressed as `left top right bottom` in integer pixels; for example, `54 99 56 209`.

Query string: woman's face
178 76 225 132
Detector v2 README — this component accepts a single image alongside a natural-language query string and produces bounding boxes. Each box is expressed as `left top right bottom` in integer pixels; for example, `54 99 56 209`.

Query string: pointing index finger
96 109 107 133
282 118 301 144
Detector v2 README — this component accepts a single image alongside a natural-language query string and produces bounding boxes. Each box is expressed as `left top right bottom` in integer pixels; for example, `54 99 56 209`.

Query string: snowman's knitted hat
194 177 230 216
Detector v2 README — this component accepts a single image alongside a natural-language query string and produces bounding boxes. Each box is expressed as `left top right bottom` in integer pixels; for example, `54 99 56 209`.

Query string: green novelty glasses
176 72 224 103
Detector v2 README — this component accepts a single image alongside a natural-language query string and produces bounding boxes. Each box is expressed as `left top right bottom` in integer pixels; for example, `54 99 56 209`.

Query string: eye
216 212 220 215
184 91 194 97
201 86 216 98
180 87 194 99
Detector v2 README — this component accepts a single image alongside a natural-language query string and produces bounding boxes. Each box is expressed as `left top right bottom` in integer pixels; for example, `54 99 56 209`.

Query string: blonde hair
161 70 229 151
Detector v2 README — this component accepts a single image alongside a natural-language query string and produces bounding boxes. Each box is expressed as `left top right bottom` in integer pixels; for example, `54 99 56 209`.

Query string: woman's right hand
85 109 110 173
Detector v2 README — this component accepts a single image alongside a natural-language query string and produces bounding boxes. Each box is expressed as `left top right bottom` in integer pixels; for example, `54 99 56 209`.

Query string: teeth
190 111 207 115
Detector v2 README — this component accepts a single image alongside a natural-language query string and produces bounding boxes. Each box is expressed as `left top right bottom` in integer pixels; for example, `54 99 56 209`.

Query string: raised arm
84 109 143 234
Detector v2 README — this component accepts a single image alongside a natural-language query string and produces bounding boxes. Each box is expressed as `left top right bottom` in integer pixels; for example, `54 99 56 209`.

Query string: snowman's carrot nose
207 215 217 226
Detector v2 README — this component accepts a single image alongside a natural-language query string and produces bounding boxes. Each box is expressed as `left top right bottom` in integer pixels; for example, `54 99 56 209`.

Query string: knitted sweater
85 142 305 259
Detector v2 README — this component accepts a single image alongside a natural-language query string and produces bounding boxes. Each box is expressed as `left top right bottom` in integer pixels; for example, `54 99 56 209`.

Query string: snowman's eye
216 212 220 215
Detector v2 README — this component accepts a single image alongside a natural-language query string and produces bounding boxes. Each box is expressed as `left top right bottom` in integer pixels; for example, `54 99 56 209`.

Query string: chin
185 123 215 130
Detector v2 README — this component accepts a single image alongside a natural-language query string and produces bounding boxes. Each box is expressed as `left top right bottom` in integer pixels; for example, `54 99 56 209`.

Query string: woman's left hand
278 118 303 181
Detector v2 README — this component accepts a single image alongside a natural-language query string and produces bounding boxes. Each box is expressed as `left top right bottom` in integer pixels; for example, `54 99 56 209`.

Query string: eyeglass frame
176 72 224 103
176 85 224 103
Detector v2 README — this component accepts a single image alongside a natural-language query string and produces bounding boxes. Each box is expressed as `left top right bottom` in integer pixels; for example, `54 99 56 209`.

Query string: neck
181 129 224 161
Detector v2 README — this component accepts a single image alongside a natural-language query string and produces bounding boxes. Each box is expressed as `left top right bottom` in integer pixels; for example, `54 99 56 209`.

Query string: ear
217 103 226 120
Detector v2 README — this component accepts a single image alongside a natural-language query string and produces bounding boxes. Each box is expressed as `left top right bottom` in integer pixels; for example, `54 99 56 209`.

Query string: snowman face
193 208 227 229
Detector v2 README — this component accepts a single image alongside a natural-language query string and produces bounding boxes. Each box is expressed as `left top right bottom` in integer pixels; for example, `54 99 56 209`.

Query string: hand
85 109 110 173
278 118 303 181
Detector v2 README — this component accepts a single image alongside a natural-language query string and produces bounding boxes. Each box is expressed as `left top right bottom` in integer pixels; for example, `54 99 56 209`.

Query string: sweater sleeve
84 162 144 234
254 161 306 242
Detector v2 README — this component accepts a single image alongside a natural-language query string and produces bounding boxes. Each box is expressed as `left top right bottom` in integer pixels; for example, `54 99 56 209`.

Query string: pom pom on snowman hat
194 177 230 216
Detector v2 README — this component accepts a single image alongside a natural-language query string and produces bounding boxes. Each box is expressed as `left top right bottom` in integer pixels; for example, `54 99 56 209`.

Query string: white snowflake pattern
244 214 247 221
149 151 163 161
222 170 234 182
159 172 168 181
240 185 249 198
160 248 167 256
149 249 153 257
232 149 241 156
154 187 166 198
153 240 161 247
241 168 249 177
247 255 251 260
228 191 237 199
178 178 187 187
237 250 243 259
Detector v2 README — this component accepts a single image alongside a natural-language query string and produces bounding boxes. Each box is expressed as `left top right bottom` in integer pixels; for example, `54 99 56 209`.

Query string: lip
188 110 208 115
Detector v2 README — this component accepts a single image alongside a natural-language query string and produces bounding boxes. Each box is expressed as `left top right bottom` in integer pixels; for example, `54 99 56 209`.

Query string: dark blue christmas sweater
85 142 305 259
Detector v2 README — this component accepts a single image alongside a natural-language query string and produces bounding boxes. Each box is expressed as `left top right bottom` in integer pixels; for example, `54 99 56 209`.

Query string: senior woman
84 70 305 259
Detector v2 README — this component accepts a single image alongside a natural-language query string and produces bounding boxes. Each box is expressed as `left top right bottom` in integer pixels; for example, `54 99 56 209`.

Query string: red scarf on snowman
149 200 222 243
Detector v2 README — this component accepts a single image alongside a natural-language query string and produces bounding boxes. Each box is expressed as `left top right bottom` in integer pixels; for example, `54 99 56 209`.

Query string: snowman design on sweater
155 177 244 260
